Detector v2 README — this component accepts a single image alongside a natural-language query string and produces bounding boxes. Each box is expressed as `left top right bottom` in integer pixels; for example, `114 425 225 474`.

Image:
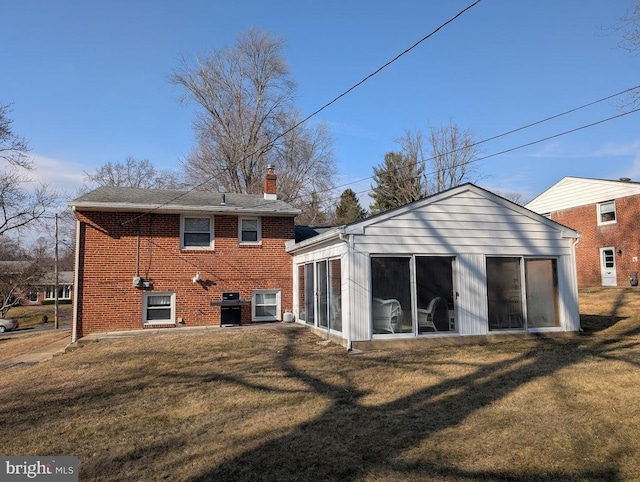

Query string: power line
325 83 640 196
347 105 640 203
120 0 484 225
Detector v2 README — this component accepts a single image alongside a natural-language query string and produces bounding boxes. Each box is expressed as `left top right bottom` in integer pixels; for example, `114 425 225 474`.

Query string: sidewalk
0 335 72 369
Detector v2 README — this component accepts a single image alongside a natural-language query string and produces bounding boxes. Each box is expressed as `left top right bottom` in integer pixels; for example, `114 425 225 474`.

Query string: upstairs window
239 217 261 244
181 216 214 249
597 201 616 225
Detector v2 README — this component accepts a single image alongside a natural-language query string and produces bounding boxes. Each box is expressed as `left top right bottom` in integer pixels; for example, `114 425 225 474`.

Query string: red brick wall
550 195 640 287
74 211 295 337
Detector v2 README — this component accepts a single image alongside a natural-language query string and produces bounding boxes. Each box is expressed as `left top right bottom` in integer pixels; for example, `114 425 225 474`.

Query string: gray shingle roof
69 186 300 216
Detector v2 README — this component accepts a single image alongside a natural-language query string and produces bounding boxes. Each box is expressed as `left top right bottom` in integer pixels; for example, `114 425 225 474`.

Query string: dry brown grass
1 288 639 481
0 329 71 362
7 304 72 329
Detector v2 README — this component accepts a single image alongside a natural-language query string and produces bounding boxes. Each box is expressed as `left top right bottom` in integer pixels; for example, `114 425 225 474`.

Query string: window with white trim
597 200 616 225
45 285 72 300
181 216 214 249
252 289 281 321
239 217 261 244
143 292 176 325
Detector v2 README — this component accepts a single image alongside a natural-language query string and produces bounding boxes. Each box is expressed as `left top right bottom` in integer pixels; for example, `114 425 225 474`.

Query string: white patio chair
417 296 441 332
372 297 403 333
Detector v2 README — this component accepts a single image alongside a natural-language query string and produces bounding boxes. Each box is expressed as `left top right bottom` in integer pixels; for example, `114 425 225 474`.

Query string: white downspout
71 214 81 344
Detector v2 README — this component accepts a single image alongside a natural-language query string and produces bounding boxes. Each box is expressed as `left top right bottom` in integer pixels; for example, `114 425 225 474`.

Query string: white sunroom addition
286 184 581 349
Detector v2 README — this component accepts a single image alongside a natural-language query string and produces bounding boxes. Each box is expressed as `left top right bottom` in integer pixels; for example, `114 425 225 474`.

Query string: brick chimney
264 165 277 200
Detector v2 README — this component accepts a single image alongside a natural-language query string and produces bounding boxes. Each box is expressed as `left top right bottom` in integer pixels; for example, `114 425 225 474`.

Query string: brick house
526 176 640 287
68 168 299 341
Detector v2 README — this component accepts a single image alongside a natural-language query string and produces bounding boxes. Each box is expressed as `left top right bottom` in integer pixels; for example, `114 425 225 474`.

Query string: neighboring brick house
25 271 74 305
68 168 300 341
526 176 640 287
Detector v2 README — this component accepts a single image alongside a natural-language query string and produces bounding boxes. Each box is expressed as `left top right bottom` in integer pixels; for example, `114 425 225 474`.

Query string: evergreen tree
335 189 367 225
369 151 426 214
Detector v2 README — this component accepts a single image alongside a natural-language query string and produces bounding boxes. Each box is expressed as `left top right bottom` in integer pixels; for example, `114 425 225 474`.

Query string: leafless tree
0 102 57 237
602 2 640 106
0 103 30 170
83 156 182 190
170 27 337 215
493 190 528 206
0 259 41 318
398 121 481 195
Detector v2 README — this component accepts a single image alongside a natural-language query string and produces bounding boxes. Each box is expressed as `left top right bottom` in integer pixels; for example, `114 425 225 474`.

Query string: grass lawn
1 288 639 481
5 303 72 329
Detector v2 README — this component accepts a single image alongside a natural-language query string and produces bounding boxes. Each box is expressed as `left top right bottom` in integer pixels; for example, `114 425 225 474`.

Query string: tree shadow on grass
580 314 626 333
185 326 639 482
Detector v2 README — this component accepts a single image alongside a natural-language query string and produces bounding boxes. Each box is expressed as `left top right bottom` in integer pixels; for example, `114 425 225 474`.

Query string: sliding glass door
486 257 559 330
416 256 456 333
297 259 342 333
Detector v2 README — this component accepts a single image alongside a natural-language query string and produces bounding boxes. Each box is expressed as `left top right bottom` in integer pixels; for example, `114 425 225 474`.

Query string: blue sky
2 0 639 207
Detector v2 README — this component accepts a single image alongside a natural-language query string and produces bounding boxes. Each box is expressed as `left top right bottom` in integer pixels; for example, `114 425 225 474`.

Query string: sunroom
286 184 581 349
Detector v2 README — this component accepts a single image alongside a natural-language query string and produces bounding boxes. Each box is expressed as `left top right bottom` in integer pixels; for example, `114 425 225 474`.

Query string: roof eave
68 201 300 217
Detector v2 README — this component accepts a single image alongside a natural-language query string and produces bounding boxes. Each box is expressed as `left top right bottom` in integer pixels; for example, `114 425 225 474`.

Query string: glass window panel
603 249 615 268
298 265 306 322
242 219 258 230
416 256 455 333
486 257 524 330
317 260 328 328
147 308 171 321
304 263 315 325
525 259 559 328
371 257 412 334
148 295 171 306
329 259 342 333
184 233 211 246
599 201 616 223
242 231 258 242
256 306 277 317
184 217 210 232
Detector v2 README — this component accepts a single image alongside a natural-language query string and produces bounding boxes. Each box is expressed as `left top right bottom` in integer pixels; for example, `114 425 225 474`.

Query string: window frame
597 200 616 225
142 292 176 326
238 216 261 245
180 215 214 250
252 289 281 321
45 285 72 300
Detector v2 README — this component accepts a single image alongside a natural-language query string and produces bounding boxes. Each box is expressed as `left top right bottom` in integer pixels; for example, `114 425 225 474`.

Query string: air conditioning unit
132 276 142 288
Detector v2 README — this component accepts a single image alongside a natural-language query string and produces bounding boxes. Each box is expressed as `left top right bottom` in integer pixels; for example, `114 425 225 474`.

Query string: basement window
597 201 616 225
252 289 280 321
143 292 176 326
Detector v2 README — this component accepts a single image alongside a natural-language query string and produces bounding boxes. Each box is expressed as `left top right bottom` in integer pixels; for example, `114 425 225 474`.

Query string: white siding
526 177 640 214
359 190 572 256
290 184 580 344
455 254 488 336
558 254 580 332
350 248 371 342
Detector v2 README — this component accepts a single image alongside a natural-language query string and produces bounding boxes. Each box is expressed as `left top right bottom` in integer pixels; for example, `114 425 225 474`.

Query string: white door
600 247 617 286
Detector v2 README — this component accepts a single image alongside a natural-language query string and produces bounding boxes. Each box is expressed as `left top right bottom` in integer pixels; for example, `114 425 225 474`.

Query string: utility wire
347 105 640 203
325 83 640 196
120 0 483 225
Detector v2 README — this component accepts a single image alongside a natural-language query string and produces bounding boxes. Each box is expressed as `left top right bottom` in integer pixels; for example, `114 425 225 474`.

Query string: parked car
0 318 19 333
